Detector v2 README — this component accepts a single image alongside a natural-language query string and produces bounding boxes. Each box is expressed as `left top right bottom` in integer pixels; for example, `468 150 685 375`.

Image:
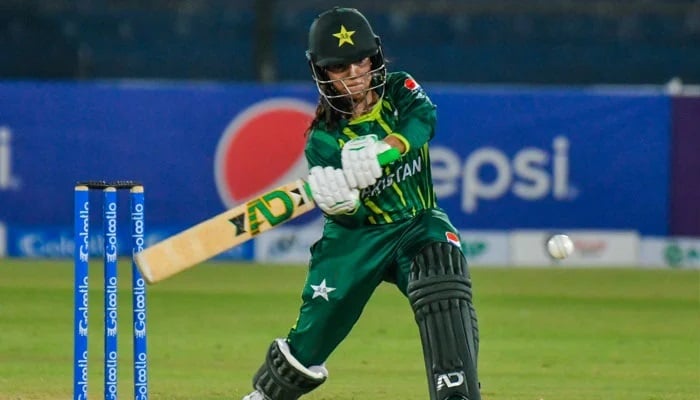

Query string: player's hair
306 87 351 134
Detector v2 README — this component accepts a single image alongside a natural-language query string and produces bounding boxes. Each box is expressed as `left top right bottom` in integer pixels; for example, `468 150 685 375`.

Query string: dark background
2 0 699 85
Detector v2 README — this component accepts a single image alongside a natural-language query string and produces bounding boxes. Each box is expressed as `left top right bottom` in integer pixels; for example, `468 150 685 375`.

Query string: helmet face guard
306 7 387 115
309 49 386 115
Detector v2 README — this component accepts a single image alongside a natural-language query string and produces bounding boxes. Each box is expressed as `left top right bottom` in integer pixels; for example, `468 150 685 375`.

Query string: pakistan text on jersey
360 156 422 198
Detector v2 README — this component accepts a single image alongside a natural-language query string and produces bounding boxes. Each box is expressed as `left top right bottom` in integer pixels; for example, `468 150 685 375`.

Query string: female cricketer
242 7 481 400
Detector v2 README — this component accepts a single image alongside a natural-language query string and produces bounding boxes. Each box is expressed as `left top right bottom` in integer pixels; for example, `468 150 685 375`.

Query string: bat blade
135 179 313 284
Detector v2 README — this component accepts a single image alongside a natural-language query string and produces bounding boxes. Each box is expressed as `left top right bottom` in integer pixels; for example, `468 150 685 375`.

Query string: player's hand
307 166 360 215
341 134 391 189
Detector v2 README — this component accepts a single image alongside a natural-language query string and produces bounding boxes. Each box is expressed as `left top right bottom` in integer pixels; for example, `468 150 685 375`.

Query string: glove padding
341 135 391 189
308 166 360 215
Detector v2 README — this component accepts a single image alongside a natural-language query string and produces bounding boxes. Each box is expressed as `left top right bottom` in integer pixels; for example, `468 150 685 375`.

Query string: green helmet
306 7 381 67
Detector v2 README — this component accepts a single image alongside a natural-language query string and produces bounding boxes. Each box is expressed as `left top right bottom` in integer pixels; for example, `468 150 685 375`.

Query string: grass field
0 259 698 400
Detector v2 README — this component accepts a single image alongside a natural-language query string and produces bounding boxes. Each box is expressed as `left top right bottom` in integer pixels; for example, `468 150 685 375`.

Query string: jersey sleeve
304 127 342 169
304 126 373 225
386 71 437 153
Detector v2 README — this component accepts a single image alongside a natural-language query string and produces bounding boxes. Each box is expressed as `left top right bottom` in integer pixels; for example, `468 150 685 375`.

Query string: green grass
0 259 698 400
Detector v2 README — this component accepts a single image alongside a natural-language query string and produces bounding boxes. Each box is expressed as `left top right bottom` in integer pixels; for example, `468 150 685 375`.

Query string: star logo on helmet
333 25 355 47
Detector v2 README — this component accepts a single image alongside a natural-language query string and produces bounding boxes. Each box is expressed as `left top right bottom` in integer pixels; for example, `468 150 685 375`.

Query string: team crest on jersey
404 77 420 90
446 231 461 248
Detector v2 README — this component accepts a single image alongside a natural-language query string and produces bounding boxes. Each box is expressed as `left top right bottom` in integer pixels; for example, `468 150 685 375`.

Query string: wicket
73 180 148 400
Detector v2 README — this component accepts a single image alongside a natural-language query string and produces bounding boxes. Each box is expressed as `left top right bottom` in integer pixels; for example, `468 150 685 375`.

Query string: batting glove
307 166 360 215
341 134 391 189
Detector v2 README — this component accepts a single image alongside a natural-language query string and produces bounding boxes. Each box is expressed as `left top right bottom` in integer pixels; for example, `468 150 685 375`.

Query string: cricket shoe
241 390 267 400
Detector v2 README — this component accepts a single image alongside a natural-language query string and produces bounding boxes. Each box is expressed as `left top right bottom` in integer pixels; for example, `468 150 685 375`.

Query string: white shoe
241 390 266 400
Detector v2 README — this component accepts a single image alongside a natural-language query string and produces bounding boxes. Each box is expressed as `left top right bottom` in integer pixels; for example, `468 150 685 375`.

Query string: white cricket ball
546 234 574 259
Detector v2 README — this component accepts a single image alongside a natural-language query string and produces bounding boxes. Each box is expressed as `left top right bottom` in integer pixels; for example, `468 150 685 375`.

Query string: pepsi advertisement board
431 88 670 234
0 81 670 257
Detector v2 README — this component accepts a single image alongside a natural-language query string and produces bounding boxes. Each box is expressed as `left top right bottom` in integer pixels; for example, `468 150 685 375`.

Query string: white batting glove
307 166 360 215
341 135 391 189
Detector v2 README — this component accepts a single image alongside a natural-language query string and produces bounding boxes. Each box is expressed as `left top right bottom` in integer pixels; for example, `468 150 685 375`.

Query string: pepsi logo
214 98 315 208
446 231 461 248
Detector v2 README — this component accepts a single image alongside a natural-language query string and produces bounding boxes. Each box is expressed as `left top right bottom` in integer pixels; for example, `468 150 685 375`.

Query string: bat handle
303 147 401 193
378 147 401 166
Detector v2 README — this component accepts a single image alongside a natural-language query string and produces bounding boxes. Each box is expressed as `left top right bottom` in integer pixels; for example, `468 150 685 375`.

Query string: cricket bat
134 148 400 284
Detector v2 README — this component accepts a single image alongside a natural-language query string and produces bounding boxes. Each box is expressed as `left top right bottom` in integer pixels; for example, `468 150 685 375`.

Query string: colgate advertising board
0 81 670 259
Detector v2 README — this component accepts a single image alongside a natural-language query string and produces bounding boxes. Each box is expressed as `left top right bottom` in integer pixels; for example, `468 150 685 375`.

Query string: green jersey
305 71 438 226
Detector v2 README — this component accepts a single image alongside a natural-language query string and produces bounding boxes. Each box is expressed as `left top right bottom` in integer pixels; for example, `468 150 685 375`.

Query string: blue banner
430 87 670 234
0 81 670 244
5 224 252 259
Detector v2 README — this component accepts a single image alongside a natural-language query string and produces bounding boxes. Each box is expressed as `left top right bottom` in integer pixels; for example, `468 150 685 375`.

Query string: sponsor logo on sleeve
446 231 461 248
404 77 420 90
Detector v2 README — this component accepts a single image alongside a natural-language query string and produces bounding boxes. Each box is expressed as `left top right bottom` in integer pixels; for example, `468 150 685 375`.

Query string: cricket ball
546 234 575 260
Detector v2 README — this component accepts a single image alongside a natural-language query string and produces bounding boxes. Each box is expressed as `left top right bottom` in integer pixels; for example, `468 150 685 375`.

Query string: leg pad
408 242 480 400
252 339 327 400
